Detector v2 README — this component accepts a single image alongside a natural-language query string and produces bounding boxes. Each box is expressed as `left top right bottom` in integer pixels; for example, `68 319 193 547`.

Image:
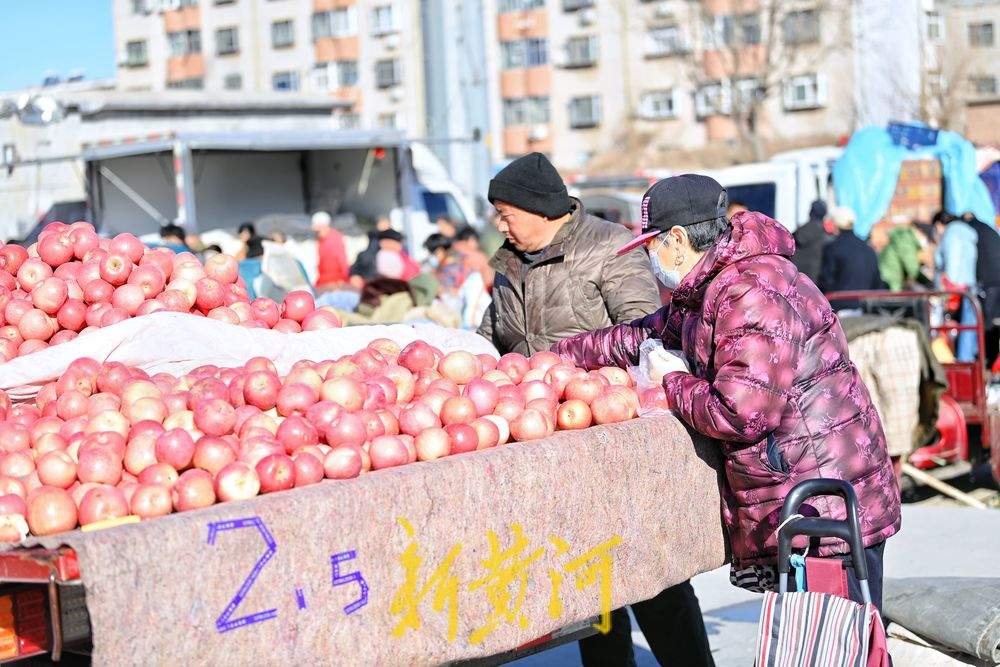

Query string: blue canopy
833 125 997 239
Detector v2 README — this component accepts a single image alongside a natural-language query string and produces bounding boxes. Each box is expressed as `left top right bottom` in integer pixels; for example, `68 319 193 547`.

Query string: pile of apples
0 339 643 540
0 221 341 361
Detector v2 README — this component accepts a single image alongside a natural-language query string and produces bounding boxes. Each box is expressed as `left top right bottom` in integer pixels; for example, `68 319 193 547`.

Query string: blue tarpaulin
832 126 997 239
982 161 1000 214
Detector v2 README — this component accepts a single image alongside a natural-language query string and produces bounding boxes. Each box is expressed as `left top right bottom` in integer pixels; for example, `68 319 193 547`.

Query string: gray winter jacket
478 200 660 355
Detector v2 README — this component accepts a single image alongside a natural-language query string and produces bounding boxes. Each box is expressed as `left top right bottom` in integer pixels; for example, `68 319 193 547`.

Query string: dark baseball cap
616 174 729 255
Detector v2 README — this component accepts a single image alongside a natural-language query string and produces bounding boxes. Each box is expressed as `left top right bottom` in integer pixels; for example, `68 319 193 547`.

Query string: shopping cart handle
776 479 869 585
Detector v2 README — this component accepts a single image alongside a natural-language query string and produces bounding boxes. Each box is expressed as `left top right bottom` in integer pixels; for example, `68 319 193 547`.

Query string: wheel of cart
825 289 1000 487
754 479 889 666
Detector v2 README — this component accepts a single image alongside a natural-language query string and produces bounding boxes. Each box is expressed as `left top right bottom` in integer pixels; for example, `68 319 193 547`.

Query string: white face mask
649 236 681 289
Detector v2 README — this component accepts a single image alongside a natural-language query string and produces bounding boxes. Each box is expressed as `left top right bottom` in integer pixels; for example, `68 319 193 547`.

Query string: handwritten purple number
331 550 368 614
207 517 278 633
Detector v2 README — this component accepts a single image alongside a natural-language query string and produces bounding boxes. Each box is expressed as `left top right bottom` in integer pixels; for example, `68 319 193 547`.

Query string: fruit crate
0 548 91 663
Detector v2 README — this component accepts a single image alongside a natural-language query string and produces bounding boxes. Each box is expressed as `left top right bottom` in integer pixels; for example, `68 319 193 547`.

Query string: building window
969 22 994 47
783 73 827 110
335 113 361 130
371 5 397 35
375 59 401 88
498 0 544 11
167 29 201 57
501 38 548 68
311 64 330 91
971 76 998 95
167 78 203 89
131 0 147 14
502 96 550 126
645 25 686 57
178 0 198 6
568 95 600 129
224 73 242 90
564 36 598 67
378 112 399 129
783 9 820 45
563 0 594 10
272 20 294 48
312 7 357 40
214 0 236 4
338 60 359 86
216 27 239 56
736 77 764 106
925 10 943 43
640 90 677 120
272 71 300 91
311 61 359 91
125 40 148 67
709 13 759 47
694 83 731 117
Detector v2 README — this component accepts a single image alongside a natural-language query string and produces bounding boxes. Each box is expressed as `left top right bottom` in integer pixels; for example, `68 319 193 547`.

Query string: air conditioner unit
578 8 596 26
156 0 181 13
654 2 673 19
529 124 549 141
552 49 568 67
517 16 534 31
384 34 400 51
390 88 405 102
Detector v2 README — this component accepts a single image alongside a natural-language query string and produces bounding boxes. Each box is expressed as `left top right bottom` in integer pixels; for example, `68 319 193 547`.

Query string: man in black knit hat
478 152 660 356
479 153 713 667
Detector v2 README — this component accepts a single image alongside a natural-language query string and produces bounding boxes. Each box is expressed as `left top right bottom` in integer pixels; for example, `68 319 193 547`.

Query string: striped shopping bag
755 589 889 667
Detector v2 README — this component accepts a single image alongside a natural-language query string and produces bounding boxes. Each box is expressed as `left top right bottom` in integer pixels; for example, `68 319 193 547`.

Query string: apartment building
482 0 937 170
113 0 425 134
934 0 1000 144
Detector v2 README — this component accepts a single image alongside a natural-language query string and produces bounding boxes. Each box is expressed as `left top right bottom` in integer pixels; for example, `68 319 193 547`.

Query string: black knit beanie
488 152 571 219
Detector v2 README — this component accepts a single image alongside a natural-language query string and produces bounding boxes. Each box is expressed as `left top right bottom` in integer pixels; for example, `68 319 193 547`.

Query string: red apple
323 445 362 479
444 423 478 454
255 453 295 493
438 351 482 385
292 452 324 487
510 408 552 442
110 233 145 264
214 462 261 501
99 253 132 286
130 484 173 519
111 284 145 315
31 277 68 314
172 469 216 511
78 486 129 526
281 290 315 322
557 399 592 430
127 264 166 299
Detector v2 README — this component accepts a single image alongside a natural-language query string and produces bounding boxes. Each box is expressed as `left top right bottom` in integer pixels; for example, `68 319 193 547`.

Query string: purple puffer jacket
553 211 901 566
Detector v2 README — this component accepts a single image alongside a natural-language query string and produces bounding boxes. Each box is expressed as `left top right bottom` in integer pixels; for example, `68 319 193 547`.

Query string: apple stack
0 338 644 539
0 221 341 362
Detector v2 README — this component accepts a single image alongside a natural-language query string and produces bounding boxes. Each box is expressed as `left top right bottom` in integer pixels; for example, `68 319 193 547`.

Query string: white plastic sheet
0 312 498 401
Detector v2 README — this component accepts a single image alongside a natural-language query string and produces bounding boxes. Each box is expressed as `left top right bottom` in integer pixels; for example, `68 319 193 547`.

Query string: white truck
79 130 476 259
703 146 843 232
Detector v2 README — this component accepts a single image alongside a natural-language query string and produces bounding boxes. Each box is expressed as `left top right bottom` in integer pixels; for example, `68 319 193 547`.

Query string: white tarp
0 312 498 401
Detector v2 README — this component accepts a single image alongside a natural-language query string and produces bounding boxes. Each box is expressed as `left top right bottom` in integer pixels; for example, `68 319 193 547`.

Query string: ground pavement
512 505 1000 666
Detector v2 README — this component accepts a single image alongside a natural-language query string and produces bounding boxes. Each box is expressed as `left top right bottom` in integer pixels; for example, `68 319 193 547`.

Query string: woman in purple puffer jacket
553 175 901 607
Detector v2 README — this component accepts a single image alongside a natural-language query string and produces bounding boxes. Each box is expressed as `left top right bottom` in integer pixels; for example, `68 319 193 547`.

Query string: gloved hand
642 343 691 384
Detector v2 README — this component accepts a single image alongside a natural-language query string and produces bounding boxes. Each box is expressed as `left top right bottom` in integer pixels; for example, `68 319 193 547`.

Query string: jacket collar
671 210 795 309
